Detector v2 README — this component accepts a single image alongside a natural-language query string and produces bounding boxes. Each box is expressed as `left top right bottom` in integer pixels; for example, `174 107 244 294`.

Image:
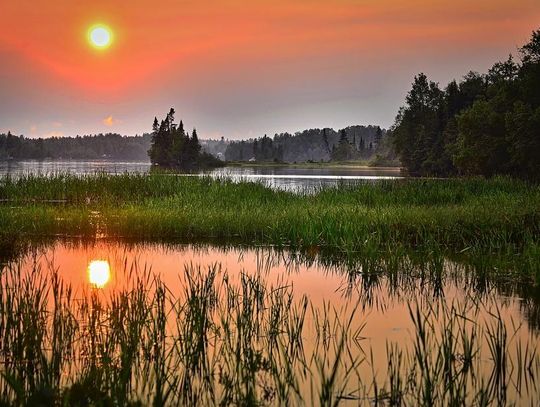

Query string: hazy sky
1 0 539 139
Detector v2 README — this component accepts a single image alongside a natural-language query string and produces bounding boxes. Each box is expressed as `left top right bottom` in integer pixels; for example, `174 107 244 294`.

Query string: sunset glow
0 1 539 138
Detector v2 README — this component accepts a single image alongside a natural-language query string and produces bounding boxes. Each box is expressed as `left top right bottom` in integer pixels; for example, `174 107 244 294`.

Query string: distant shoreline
220 161 402 171
1 157 403 171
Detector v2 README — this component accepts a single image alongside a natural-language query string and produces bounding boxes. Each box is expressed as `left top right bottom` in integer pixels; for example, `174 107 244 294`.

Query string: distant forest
224 125 395 164
392 29 540 179
0 133 152 160
0 124 396 165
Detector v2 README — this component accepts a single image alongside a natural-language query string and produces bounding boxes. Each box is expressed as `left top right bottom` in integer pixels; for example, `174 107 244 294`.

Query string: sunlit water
0 160 403 191
2 240 539 404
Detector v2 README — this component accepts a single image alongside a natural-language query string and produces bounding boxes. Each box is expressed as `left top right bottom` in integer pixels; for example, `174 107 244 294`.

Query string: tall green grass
0 174 538 256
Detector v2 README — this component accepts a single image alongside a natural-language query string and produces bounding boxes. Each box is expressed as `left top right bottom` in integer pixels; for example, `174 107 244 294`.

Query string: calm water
0 159 152 177
2 239 539 404
0 160 403 191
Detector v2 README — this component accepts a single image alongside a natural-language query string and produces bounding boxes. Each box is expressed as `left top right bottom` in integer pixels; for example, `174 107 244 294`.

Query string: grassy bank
0 174 538 258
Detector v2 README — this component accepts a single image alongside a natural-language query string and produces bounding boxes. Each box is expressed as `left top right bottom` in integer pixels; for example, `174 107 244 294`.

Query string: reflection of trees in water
0 237 51 266
282 245 540 332
1 248 539 406
3 236 539 332
497 284 540 332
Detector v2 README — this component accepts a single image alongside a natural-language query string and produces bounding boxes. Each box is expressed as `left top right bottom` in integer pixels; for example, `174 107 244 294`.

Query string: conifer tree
148 108 221 169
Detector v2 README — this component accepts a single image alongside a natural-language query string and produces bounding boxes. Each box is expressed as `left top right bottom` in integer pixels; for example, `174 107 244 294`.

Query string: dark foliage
148 108 222 169
224 125 385 163
0 133 152 160
392 29 540 180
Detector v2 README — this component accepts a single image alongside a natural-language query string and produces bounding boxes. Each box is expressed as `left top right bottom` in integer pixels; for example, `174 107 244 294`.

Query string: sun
88 260 111 288
88 24 113 49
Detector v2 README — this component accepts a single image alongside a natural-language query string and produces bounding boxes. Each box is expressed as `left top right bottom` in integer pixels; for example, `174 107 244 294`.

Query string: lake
1 238 538 405
0 159 403 191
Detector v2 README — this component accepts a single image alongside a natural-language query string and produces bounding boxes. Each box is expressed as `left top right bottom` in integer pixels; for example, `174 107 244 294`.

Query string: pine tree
339 129 347 142
322 129 330 154
149 117 167 165
375 126 382 145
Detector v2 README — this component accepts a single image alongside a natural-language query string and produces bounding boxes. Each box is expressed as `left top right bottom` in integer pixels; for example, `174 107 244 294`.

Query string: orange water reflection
2 240 540 404
19 241 540 351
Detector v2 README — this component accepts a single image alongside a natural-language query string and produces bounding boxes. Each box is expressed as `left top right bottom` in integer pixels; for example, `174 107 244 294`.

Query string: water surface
0 160 403 191
2 239 538 404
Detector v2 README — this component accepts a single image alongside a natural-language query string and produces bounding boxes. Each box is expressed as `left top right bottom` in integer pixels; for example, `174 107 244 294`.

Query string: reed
0 174 538 258
0 257 538 405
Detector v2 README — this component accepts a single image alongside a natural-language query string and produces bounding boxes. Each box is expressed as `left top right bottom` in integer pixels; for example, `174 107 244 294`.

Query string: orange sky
0 0 539 138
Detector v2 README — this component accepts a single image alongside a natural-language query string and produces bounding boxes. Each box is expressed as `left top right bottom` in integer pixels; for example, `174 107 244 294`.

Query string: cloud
52 121 62 128
30 125 37 133
103 115 122 126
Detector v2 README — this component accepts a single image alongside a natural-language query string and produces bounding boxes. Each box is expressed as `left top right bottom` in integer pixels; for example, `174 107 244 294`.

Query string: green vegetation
0 174 538 274
148 108 222 169
0 259 538 406
223 125 389 164
392 29 540 179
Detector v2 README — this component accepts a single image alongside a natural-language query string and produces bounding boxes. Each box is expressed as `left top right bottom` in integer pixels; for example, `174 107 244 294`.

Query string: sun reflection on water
88 260 111 288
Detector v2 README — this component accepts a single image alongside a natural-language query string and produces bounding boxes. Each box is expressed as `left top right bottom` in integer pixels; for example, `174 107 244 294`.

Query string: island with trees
147 108 222 170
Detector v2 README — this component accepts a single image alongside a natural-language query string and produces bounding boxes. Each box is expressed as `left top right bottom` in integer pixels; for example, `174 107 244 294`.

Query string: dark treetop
148 108 221 170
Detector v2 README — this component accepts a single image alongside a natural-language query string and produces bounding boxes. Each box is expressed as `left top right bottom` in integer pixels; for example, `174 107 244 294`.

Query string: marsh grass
0 174 538 252
0 259 364 405
0 173 539 404
0 256 539 405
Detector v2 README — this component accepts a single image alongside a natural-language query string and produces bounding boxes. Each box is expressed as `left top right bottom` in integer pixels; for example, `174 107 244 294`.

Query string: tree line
0 125 394 166
224 125 391 163
0 132 152 161
148 108 221 169
392 29 540 179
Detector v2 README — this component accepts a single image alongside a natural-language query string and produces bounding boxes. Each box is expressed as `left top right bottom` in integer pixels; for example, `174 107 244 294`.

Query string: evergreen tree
375 127 382 145
391 28 540 180
339 129 347 142
322 128 331 154
148 108 221 169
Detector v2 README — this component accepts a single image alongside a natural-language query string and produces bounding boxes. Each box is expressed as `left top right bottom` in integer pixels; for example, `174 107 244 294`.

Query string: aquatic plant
0 257 538 405
0 174 538 260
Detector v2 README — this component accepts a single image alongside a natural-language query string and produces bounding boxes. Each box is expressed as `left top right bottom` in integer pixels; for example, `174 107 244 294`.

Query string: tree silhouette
148 108 221 169
392 28 540 180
